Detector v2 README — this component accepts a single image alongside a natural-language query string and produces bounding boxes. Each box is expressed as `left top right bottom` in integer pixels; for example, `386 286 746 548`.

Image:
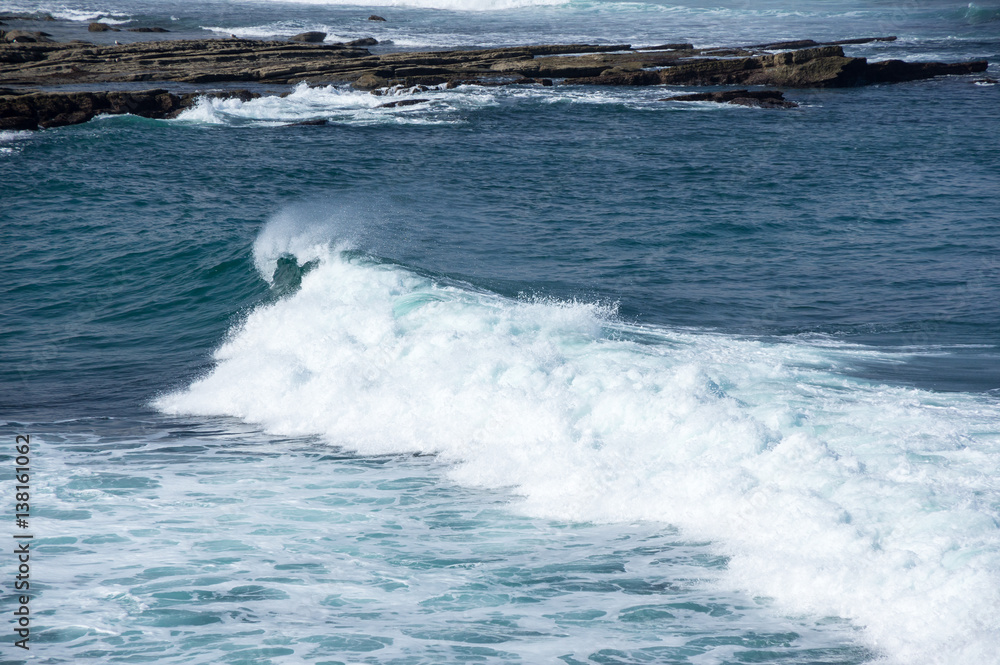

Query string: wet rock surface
668 89 798 108
0 88 259 130
0 34 988 130
4 35 982 89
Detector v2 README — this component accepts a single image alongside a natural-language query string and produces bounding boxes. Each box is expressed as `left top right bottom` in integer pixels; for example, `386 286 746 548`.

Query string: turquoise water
2 1 1000 663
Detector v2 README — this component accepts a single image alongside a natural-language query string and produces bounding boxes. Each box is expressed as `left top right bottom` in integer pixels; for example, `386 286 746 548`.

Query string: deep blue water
1 1 999 664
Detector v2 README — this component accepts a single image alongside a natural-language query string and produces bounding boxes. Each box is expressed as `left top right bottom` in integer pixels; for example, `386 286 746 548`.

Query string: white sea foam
172 83 731 129
0 129 32 156
200 22 355 41
173 82 489 127
156 209 1000 665
0 2 131 22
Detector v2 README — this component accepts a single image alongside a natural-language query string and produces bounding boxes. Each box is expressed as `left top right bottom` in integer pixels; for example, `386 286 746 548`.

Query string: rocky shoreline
0 34 988 129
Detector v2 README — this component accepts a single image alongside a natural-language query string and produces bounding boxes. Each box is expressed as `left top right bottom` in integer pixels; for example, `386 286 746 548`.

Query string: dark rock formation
862 59 988 84
0 88 259 130
567 45 987 88
637 43 694 51
2 30 53 43
376 98 429 108
127 27 170 33
655 45 865 87
668 89 798 108
291 32 326 43
0 35 988 128
368 15 386 21
88 22 119 32
0 14 55 22
444 76 550 89
288 118 328 126
347 38 378 47
353 73 389 90
7 35 973 90
0 38 375 85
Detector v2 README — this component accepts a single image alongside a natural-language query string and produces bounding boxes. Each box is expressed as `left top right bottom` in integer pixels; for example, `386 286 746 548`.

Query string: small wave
172 82 497 127
0 129 32 157
200 22 354 41
172 83 741 130
0 2 131 22
964 2 1000 24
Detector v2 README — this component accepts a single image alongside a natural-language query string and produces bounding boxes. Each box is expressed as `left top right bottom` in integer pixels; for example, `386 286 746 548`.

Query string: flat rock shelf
0 35 988 129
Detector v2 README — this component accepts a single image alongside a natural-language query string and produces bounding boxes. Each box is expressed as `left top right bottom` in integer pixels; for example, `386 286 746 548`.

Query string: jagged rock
290 31 326 43
651 45 982 88
88 23 119 32
0 114 36 129
0 88 257 130
377 98 429 108
352 72 389 90
668 89 798 108
127 27 170 33
347 37 378 46
650 45 858 87
2 30 53 43
863 59 987 84
368 15 386 21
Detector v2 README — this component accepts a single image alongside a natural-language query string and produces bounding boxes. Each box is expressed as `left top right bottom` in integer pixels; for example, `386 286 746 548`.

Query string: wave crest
156 210 1000 665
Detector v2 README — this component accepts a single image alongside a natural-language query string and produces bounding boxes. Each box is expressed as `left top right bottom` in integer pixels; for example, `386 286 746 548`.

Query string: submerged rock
637 43 694 51
2 29 53 43
287 118 328 126
0 13 55 21
368 15 387 21
127 27 170 33
668 89 798 108
271 256 318 296
88 22 119 32
376 98 429 108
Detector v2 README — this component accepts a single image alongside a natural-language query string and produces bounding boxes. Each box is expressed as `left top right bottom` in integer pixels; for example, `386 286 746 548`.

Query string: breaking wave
156 206 1000 665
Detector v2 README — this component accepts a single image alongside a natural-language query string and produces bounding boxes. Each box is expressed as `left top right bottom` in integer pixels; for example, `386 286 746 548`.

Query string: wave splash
156 207 1000 665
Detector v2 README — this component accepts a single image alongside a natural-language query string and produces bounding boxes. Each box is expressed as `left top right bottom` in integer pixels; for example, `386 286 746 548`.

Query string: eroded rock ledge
0 88 259 130
0 36 988 129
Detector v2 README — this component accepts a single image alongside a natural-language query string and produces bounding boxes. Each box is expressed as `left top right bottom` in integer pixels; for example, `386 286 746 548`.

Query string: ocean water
2 1 1000 664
